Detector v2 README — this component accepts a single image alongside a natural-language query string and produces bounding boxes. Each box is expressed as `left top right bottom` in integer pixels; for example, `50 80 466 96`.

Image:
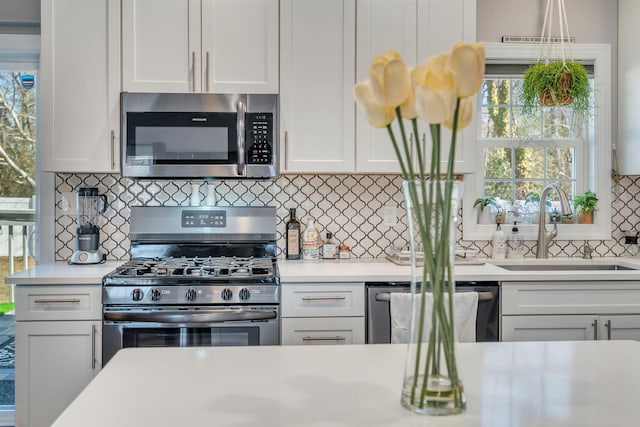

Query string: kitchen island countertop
52 340 640 427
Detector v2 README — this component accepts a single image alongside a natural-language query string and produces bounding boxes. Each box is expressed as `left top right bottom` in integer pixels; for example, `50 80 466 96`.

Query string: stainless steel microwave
121 92 278 179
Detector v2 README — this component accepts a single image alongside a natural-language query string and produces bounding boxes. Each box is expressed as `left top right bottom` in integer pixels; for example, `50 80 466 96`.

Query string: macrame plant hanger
538 0 573 67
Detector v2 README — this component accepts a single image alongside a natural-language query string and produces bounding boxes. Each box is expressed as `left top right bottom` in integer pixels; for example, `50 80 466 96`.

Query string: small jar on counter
338 245 350 259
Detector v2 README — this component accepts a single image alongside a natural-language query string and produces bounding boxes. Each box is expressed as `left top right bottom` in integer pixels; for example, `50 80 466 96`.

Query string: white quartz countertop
8 257 640 285
4 261 120 285
52 340 640 427
279 257 640 283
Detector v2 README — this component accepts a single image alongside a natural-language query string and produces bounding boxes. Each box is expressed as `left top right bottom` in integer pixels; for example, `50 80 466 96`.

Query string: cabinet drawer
281 317 364 345
16 285 102 321
501 281 640 315
281 283 364 317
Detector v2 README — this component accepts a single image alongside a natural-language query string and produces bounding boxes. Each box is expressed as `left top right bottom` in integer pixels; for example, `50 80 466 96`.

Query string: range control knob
185 288 197 301
239 288 251 300
221 288 233 301
131 288 144 302
150 288 162 301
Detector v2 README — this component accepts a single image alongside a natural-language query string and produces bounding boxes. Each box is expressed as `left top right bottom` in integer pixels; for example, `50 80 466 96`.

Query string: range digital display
182 210 227 228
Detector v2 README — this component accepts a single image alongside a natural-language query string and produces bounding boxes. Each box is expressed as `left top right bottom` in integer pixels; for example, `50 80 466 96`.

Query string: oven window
122 327 260 348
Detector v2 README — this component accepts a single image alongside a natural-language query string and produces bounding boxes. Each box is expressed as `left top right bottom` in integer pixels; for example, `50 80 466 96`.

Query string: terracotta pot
538 70 574 106
578 211 594 224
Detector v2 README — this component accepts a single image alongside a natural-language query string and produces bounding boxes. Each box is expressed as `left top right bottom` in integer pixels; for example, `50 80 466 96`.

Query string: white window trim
0 33 41 426
462 42 612 241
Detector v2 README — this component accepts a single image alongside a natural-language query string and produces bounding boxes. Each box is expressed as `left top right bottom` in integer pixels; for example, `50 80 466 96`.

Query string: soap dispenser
491 223 507 259
507 221 525 259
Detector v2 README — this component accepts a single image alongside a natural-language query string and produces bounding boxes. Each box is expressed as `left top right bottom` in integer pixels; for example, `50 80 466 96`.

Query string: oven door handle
103 309 277 323
374 291 495 302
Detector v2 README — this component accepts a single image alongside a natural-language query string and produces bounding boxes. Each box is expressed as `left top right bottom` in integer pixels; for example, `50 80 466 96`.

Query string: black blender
69 187 108 264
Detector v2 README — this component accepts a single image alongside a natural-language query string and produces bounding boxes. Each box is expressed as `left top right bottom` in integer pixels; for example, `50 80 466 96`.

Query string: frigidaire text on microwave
121 92 278 179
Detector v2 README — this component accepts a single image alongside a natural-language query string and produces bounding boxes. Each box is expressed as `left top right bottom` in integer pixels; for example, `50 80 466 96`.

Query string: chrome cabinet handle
592 319 598 340
110 130 116 170
236 100 246 176
409 133 414 160
301 296 346 301
34 298 81 304
284 131 289 171
205 51 210 92
422 133 427 166
91 324 96 370
191 51 196 92
605 319 612 340
302 336 346 341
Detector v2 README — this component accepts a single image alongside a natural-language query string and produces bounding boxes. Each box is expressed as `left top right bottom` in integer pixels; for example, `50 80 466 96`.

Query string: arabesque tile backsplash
54 174 639 261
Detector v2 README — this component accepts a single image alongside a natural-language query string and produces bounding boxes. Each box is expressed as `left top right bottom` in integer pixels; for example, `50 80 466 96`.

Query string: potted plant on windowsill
573 190 598 224
521 61 591 116
473 196 497 224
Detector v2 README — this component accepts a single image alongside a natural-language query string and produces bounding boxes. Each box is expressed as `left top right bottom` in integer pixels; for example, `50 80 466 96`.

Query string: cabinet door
15 321 101 427
601 315 640 341
281 317 365 345
279 0 356 173
501 315 596 342
416 0 477 174
355 0 418 174
122 0 200 92
201 0 278 93
40 0 120 172
618 0 640 175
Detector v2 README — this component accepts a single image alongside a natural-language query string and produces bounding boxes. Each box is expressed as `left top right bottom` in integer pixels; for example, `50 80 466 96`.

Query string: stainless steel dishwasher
365 281 500 343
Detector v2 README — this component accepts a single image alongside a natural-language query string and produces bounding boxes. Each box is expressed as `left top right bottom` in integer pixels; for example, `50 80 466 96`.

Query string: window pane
514 147 544 179
484 148 512 179
547 147 574 179
484 181 512 200
481 107 512 138
543 107 573 138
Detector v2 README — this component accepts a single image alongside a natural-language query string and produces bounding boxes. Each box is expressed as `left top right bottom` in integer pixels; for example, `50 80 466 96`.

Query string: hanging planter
521 0 591 116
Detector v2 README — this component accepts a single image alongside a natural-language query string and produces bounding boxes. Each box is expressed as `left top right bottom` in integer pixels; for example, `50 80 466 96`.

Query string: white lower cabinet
15 285 102 427
501 281 640 342
280 282 365 345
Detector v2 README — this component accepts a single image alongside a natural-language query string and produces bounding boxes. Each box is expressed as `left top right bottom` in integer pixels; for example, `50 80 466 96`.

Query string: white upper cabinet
40 0 120 172
279 0 356 173
122 0 278 94
355 0 418 174
281 0 476 174
355 0 477 174
618 0 640 175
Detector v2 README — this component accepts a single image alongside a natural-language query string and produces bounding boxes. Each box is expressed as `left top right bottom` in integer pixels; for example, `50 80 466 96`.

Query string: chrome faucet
536 184 573 258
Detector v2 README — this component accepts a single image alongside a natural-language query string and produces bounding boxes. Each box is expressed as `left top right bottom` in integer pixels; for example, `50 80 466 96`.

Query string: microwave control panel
247 113 273 165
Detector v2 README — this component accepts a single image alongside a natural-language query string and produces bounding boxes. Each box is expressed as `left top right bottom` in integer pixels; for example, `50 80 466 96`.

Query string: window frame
462 42 612 241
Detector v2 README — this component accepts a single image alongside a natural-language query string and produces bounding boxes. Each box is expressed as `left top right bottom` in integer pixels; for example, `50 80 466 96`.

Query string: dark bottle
286 208 301 260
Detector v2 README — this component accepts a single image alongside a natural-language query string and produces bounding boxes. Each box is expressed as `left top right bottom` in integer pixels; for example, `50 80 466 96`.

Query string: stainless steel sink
498 264 638 271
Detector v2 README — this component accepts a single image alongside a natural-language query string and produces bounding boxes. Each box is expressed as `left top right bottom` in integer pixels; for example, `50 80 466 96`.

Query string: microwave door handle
236 100 246 176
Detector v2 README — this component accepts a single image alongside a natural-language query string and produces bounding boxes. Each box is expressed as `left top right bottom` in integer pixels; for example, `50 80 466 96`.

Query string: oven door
102 306 279 365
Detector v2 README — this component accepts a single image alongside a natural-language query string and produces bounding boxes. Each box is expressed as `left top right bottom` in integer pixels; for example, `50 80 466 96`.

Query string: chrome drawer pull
302 336 346 341
301 296 346 301
34 298 81 304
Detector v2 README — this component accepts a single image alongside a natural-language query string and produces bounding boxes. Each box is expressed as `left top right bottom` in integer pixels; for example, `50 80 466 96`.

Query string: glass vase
400 179 465 415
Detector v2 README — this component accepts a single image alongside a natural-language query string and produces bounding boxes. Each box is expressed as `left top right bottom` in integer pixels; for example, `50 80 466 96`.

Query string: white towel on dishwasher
390 291 478 344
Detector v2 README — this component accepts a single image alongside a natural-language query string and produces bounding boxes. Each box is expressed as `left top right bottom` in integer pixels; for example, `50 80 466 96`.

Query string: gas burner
108 256 276 281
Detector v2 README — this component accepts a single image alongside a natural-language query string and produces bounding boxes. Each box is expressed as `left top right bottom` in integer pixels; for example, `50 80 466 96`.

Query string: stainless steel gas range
102 206 280 365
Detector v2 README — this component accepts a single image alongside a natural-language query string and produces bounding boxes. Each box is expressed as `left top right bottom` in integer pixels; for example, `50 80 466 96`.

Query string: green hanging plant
521 60 591 116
